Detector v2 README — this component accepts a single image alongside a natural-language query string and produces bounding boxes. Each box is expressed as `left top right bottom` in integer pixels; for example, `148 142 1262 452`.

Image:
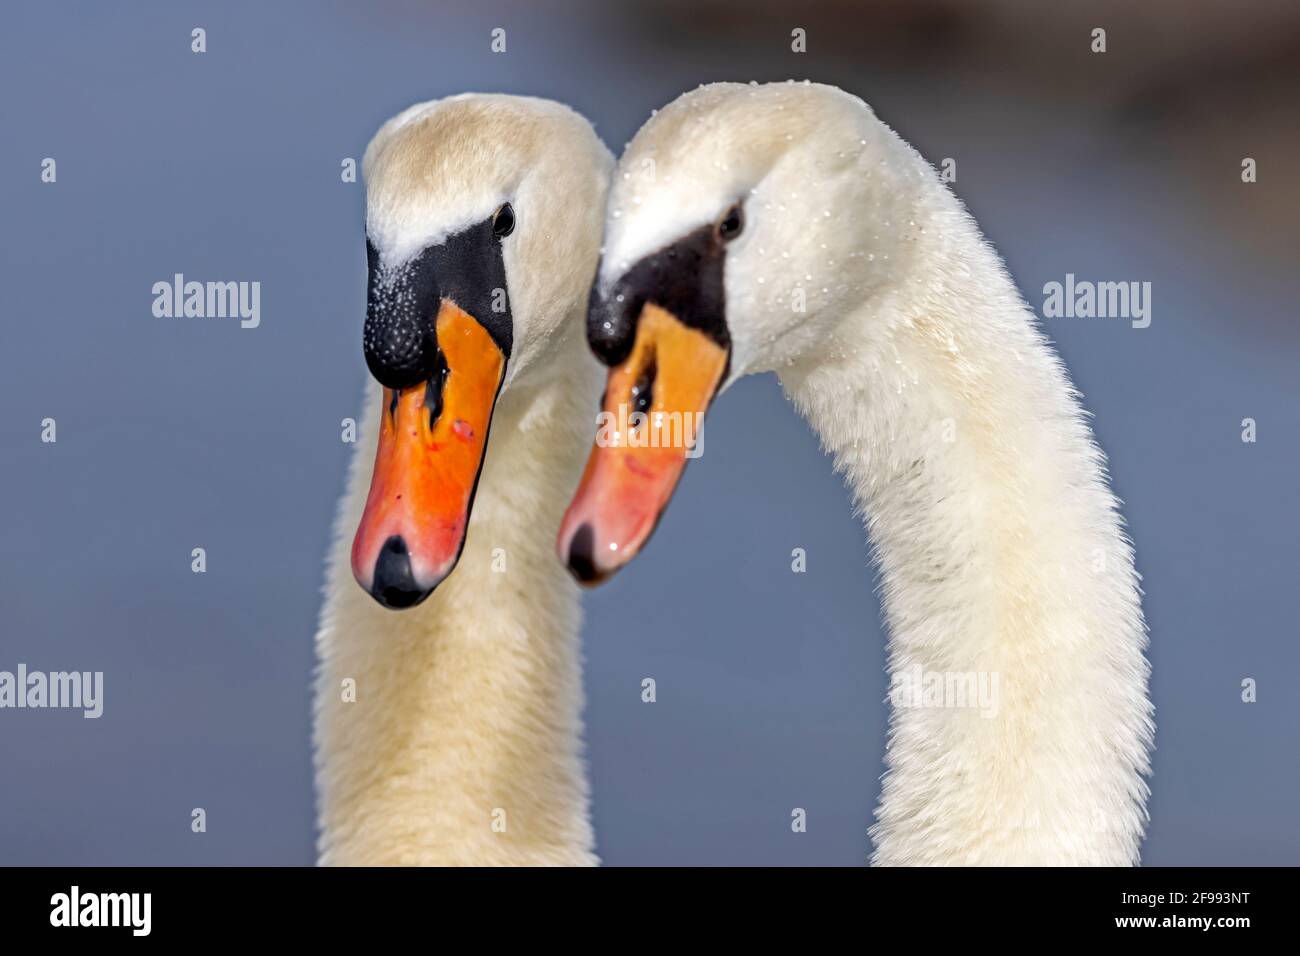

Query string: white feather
610 81 1154 865
313 94 612 866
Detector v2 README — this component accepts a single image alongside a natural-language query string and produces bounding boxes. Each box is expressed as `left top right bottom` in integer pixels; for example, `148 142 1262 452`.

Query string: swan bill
558 303 727 584
352 300 505 608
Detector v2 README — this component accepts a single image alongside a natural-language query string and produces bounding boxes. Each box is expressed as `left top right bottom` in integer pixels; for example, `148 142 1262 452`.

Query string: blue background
1 1 1297 864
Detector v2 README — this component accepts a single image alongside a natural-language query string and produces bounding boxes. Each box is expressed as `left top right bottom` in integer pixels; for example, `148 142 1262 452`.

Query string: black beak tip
369 535 436 610
371 583 432 610
565 523 607 586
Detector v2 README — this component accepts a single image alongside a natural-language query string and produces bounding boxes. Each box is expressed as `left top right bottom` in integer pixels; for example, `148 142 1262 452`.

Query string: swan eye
492 203 516 239
716 204 744 242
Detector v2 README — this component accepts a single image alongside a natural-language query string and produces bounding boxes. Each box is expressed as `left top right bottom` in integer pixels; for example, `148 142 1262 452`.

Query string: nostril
423 349 449 429
371 535 430 609
566 523 600 584
630 355 656 421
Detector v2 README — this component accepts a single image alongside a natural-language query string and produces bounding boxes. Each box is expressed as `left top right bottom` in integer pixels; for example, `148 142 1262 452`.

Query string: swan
314 93 612 865
558 81 1153 865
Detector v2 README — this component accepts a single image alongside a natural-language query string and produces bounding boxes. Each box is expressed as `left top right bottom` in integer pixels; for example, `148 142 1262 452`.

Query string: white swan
314 94 612 865
558 81 1153 865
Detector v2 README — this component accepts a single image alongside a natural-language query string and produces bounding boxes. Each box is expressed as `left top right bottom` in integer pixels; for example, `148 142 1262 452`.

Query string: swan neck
315 330 601 865
779 244 1152 865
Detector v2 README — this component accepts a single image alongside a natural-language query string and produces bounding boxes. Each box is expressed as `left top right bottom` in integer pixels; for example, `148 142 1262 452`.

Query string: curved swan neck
314 326 601 866
779 208 1153 865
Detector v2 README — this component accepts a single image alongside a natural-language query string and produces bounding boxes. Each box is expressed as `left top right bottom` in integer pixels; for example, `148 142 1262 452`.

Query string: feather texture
313 94 611 865
605 81 1154 865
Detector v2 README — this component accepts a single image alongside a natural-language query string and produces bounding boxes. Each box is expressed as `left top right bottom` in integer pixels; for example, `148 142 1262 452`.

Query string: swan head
352 94 612 609
559 81 922 583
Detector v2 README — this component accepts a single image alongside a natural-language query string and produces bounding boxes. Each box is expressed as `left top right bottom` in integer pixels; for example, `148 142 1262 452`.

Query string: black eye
493 203 515 238
716 204 744 242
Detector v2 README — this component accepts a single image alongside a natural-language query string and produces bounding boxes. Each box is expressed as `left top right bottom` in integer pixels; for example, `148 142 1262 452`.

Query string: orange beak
351 300 505 607
557 303 728 584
